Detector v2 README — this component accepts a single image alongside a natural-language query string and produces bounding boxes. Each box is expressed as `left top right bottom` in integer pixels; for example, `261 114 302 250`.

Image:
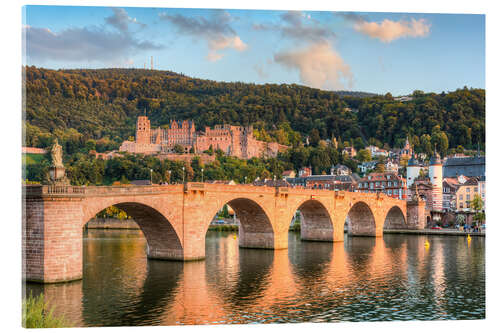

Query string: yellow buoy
425 240 430 248
467 234 471 241
233 235 237 240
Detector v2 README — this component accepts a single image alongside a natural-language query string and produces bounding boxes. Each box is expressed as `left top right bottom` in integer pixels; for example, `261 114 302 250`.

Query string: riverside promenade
385 228 485 237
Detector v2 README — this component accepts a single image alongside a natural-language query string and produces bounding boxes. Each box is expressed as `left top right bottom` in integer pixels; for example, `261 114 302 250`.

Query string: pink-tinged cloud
159 10 247 62
206 35 247 62
274 42 353 90
354 18 431 43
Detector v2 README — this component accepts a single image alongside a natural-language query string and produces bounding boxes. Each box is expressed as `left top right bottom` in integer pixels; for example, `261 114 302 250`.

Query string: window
466 194 470 201
474 187 478 192
466 188 470 193
370 183 374 189
376 182 380 187
460 203 463 208
388 189 392 195
459 194 463 200
388 181 392 187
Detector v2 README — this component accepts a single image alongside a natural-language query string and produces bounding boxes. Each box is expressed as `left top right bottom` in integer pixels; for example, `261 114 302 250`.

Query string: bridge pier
23 196 85 283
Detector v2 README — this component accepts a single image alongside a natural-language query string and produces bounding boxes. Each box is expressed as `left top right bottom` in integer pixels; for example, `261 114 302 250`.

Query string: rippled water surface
25 230 485 326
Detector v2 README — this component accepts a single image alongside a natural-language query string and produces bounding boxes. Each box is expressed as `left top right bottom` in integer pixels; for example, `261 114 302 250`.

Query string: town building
281 170 296 179
399 137 413 159
330 164 351 176
443 153 485 178
298 167 312 178
357 172 407 200
442 177 460 211
119 115 288 159
342 146 357 158
455 177 480 212
385 159 399 173
366 145 388 158
286 174 359 191
358 161 377 174
22 147 47 154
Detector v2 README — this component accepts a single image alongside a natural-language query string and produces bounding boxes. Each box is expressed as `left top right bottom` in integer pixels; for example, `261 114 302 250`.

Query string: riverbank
384 229 485 237
86 218 139 230
208 224 238 231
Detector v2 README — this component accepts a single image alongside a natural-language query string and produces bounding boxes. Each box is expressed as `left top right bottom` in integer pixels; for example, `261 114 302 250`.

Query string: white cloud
354 18 431 43
274 42 353 90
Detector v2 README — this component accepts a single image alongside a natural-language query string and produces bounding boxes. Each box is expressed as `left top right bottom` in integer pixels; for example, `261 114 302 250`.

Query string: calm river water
25 229 485 326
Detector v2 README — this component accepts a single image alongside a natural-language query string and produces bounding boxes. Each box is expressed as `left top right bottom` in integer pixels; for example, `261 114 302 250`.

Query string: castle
119 116 289 159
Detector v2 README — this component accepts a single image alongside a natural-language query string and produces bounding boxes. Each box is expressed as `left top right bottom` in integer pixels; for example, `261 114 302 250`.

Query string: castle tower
429 150 443 211
136 115 151 144
406 154 421 189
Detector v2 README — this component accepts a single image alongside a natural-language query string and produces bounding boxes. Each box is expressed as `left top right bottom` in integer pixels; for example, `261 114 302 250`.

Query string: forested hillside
24 66 485 155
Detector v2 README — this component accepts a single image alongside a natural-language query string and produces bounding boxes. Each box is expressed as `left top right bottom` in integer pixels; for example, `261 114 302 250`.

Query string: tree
353 137 364 151
420 134 433 156
309 129 320 147
173 144 184 154
356 149 371 163
471 194 485 225
375 162 385 173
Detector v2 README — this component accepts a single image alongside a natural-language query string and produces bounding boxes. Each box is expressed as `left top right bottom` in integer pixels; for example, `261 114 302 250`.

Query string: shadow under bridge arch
225 198 275 249
383 206 407 230
101 202 183 261
296 200 334 242
345 201 376 236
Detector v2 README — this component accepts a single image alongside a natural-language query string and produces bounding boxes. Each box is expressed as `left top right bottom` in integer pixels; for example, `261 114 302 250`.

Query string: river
24 229 485 326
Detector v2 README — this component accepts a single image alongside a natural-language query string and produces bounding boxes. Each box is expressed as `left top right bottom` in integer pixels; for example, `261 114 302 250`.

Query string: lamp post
167 170 171 184
244 176 247 184
201 168 204 183
182 166 185 184
150 169 153 185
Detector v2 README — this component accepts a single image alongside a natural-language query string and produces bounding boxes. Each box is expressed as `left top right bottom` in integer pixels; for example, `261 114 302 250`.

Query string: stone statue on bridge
50 138 64 168
47 138 69 185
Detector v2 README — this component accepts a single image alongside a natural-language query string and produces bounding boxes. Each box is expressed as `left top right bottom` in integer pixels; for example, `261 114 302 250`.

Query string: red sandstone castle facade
119 116 288 159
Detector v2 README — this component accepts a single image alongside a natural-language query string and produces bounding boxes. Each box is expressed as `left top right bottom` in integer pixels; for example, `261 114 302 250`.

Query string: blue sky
23 6 485 96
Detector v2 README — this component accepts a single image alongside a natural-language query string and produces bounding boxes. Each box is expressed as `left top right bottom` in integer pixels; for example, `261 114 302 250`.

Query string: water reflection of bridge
23 183 416 283
28 232 481 325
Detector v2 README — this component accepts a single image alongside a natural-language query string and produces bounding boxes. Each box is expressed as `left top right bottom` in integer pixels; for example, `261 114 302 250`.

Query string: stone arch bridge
23 183 424 283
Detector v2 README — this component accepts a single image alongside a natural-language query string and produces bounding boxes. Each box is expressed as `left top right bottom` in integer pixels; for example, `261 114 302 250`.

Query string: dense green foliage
22 293 71 328
23 66 485 184
23 143 360 185
24 67 484 155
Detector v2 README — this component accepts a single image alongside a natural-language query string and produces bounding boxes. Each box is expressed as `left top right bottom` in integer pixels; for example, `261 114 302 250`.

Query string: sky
22 5 485 96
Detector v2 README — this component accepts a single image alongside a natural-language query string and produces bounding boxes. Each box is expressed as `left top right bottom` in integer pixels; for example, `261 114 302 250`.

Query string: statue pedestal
49 166 69 185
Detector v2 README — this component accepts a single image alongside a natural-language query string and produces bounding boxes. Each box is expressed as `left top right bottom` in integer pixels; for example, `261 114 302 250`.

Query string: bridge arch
294 199 334 242
207 197 275 249
345 201 376 236
383 205 407 230
83 200 183 260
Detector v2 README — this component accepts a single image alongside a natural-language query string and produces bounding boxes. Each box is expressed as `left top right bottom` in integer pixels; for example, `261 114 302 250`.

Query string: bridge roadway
23 183 422 283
